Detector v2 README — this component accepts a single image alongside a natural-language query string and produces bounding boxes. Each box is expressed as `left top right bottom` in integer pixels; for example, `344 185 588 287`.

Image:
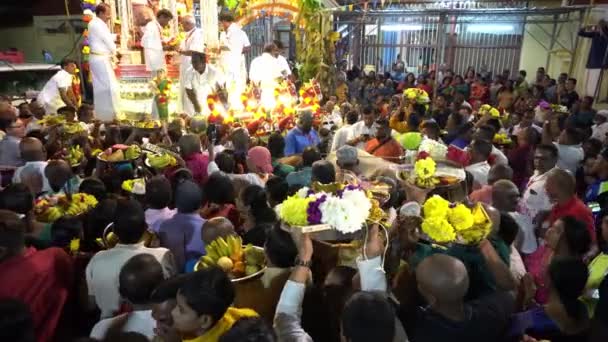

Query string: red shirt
0 247 73 342
547 196 596 241
185 152 210 185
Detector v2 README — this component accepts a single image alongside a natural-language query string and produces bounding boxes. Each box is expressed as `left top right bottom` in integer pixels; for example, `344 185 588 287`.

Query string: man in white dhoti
88 4 120 121
178 15 204 115
141 9 174 74
37 59 78 114
218 13 249 108
185 52 225 116
249 43 283 110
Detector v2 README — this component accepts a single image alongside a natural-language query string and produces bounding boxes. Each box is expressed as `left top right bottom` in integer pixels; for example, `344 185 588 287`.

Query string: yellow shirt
183 307 258 342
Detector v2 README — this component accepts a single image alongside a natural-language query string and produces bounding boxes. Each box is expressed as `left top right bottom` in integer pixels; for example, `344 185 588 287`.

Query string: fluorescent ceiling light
467 24 514 33
381 24 423 32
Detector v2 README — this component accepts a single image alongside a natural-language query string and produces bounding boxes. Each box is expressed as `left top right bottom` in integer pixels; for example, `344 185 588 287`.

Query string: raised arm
274 231 314 341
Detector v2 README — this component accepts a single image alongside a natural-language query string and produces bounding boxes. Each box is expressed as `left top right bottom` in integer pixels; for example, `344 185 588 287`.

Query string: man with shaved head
412 254 515 341
178 14 203 115
545 168 595 241
492 179 537 256
44 160 76 195
12 138 51 193
201 217 235 245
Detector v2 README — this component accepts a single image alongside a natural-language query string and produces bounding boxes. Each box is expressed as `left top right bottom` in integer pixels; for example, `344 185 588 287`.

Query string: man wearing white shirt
88 4 120 122
249 43 283 109
274 40 291 78
36 59 77 114
86 199 175 318
465 139 492 190
141 9 173 74
185 52 225 116
12 138 52 194
541 120 583 175
219 13 249 106
592 110 608 142
90 254 164 340
178 15 204 115
520 144 558 225
331 110 358 152
347 106 377 150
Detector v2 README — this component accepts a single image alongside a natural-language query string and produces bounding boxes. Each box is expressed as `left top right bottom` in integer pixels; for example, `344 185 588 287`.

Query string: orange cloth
365 138 404 162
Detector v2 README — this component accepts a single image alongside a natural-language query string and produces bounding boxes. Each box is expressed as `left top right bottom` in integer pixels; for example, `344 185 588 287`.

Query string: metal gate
335 4 584 79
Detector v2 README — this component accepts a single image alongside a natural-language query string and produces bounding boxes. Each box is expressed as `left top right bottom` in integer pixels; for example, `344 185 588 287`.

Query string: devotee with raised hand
90 254 166 340
88 3 120 121
284 110 320 156
142 9 173 75
86 199 176 318
36 59 78 115
0 210 73 342
185 52 225 116
365 117 404 162
158 180 205 273
178 14 204 115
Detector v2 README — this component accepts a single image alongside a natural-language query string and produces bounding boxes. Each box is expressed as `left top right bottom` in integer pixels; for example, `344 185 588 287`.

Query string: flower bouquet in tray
276 182 386 234
420 195 492 245
194 235 267 282
397 154 464 190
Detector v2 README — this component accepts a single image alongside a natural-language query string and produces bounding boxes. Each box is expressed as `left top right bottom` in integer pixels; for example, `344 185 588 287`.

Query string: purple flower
307 195 326 225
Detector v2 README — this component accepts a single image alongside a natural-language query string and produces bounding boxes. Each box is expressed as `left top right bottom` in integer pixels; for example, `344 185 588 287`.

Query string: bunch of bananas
134 120 160 129
38 115 66 126
124 145 141 160
63 123 85 135
197 236 266 278
147 153 176 169
34 193 98 222
67 145 84 167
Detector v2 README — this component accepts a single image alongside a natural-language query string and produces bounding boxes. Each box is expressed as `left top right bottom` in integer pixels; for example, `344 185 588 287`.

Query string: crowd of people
0 58 608 342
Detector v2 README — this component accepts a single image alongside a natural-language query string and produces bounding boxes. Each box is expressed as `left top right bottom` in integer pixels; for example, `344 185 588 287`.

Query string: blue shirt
158 212 206 273
284 127 320 156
